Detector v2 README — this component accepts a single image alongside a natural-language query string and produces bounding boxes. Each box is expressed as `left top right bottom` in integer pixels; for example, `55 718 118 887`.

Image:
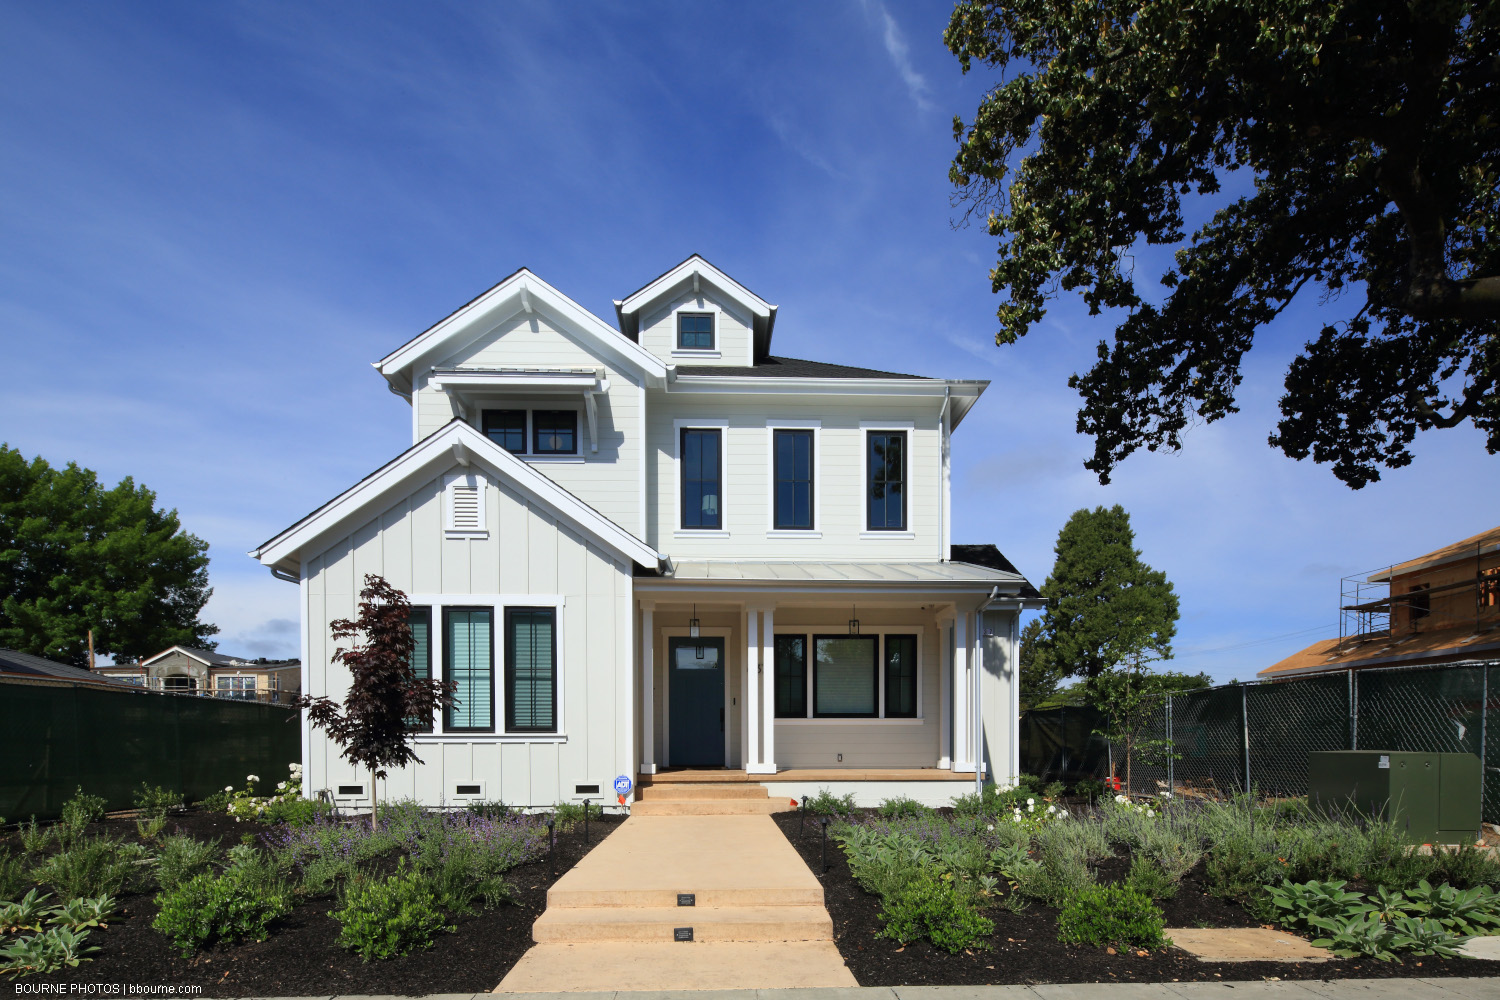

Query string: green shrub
0 850 27 901
1042 780 1067 801
0 925 98 976
1422 844 1500 892
0 889 51 934
332 866 451 961
131 784 182 821
876 797 933 820
551 801 601 832
1205 831 1285 901
878 867 993 953
260 796 332 827
196 788 231 812
1265 879 1367 932
805 789 858 818
55 788 107 847
1124 856 1178 900
18 818 50 855
151 868 293 957
42 894 116 931
1072 778 1105 802
467 799 511 820
31 838 149 902
1057 883 1168 949
154 834 220 893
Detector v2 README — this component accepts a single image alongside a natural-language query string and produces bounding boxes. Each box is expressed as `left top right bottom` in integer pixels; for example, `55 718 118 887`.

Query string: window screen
774 634 807 718
507 608 556 733
444 607 493 732
773 429 814 530
813 635 877 717
407 606 432 732
884 634 918 718
482 410 527 453
680 428 722 529
867 431 907 530
533 410 578 455
678 313 714 349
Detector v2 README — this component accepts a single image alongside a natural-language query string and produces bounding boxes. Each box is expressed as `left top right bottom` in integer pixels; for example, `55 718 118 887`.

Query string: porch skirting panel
772 779 983 809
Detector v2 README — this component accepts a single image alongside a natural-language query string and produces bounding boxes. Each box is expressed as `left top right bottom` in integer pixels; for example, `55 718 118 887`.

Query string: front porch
643 767 981 783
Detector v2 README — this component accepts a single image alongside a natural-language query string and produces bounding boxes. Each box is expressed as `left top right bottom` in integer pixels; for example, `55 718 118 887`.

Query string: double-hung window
532 410 578 455
406 607 433 732
678 313 714 350
444 607 494 732
680 428 722 529
482 410 527 454
774 635 808 718
866 430 907 531
773 429 814 530
506 608 556 733
883 634 918 718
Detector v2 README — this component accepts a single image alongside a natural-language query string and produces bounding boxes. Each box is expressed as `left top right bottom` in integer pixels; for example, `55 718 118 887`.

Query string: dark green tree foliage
1031 506 1179 679
946 1 1500 488
0 445 217 665
1018 617 1067 707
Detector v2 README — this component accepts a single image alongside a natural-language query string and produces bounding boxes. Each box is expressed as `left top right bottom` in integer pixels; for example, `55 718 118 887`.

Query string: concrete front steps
532 903 832 942
630 778 798 816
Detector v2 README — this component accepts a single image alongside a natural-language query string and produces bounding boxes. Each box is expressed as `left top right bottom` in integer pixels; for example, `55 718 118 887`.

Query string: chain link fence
1022 659 1500 825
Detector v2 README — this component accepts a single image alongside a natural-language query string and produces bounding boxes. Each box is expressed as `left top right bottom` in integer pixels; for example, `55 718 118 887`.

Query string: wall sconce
848 605 860 636
690 604 703 658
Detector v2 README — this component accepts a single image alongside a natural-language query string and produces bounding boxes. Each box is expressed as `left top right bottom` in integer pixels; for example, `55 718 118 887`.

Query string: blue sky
2 0 1496 682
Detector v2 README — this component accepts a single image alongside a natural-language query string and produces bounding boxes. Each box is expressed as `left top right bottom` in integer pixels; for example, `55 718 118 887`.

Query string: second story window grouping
482 410 526 453
773 428 814 530
481 408 579 457
866 430 907 531
677 312 715 350
680 427 723 530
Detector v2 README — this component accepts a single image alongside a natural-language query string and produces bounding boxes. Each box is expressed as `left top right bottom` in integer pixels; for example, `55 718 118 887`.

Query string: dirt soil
7 808 623 997
773 810 1500 986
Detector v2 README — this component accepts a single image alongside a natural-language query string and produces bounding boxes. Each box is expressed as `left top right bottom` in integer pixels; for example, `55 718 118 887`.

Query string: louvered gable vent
444 473 487 538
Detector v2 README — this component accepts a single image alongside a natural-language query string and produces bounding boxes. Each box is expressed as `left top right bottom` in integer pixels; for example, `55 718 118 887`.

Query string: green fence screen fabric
0 678 300 822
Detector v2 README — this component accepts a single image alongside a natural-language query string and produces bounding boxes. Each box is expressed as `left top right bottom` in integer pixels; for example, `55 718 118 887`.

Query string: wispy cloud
766 113 843 179
863 1 933 111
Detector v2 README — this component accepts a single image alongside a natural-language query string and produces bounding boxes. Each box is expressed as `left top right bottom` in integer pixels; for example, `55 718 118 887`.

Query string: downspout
974 585 1001 797
938 385 951 562
269 566 298 585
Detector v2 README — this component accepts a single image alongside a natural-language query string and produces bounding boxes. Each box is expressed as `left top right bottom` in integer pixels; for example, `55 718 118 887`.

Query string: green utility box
1308 751 1481 845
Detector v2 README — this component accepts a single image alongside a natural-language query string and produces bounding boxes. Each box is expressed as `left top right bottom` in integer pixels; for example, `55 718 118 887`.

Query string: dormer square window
677 313 715 350
532 410 578 455
481 409 527 454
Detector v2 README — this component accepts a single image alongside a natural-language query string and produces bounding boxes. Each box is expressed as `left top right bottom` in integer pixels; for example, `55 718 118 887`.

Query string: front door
668 637 725 766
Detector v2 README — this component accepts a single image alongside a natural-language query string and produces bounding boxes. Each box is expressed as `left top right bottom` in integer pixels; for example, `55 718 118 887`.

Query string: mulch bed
773 810 1500 986
7 808 624 997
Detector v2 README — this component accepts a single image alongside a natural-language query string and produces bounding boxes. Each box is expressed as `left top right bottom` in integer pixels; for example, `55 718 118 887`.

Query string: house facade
97 646 302 703
252 256 1040 810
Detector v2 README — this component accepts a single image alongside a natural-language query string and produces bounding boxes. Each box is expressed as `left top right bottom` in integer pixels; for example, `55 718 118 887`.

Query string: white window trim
443 472 488 539
659 626 735 768
673 418 730 533
672 304 719 354
406 593 567 740
770 625 923 723
475 405 586 458
765 420 821 534
859 421 915 535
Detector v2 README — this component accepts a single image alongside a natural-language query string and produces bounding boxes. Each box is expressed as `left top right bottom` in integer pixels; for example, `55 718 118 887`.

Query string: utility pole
87 629 95 671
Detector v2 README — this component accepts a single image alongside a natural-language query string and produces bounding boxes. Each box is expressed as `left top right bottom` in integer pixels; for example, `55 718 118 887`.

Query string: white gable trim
250 421 660 574
375 270 667 393
616 255 775 321
140 646 218 668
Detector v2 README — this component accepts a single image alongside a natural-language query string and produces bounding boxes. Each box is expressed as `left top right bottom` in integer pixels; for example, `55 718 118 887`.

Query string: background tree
298 574 453 828
1029 505 1179 680
0 444 217 665
945 0 1499 488
1018 618 1067 708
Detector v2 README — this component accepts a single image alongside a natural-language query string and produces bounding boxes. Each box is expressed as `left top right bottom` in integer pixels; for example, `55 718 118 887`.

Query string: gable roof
137 645 279 669
675 356 930 380
375 269 668 396
614 254 778 359
1368 525 1500 582
0 649 133 686
250 420 661 576
951 544 1042 599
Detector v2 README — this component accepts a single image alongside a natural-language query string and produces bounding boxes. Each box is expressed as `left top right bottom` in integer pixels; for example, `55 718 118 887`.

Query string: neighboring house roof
251 419 660 576
1368 524 1500 582
375 268 669 396
614 254 777 358
1260 622 1500 678
0 649 133 686
140 645 244 668
675 356 928 380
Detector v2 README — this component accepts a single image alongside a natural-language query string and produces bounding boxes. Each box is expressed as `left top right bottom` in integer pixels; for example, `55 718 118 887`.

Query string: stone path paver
1463 938 1500 961
1166 926 1332 962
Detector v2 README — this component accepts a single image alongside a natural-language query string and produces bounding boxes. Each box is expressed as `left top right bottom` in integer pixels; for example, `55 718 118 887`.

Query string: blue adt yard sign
614 775 633 797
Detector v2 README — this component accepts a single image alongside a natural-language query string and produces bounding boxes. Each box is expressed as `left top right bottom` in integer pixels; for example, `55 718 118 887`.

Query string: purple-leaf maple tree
296 574 452 827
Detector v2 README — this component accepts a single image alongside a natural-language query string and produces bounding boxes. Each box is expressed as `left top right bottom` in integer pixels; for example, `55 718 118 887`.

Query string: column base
746 763 778 775
639 763 657 775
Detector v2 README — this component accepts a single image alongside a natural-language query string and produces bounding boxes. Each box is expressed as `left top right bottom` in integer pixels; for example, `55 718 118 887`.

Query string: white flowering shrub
223 763 305 823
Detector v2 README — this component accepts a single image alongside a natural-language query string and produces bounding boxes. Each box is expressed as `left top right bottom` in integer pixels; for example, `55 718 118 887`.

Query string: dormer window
532 410 578 455
677 313 715 350
482 410 526 454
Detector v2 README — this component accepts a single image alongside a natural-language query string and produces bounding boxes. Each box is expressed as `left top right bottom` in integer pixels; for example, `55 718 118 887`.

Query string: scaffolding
1339 540 1500 650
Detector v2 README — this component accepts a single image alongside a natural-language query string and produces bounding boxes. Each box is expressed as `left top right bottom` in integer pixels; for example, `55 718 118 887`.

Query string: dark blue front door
668 637 725 766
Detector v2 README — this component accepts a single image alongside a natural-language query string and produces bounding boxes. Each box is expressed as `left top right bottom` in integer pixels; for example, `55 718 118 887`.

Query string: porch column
938 611 954 769
752 606 776 775
640 604 655 775
954 611 971 772
745 609 761 771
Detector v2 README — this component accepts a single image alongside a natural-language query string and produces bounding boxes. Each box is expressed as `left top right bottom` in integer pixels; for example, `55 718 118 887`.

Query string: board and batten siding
411 310 642 533
300 464 634 809
637 286 755 367
646 394 944 561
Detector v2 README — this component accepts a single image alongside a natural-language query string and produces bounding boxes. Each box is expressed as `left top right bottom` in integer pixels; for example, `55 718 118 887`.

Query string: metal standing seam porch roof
640 559 1032 588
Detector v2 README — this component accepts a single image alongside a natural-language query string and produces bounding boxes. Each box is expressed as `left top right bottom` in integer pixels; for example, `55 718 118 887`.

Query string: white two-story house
251 256 1040 809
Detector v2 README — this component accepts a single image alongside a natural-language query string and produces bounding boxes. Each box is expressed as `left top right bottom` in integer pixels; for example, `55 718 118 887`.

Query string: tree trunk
370 767 379 831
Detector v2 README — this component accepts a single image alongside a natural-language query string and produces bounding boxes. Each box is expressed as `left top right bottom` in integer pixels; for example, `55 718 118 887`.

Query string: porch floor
642 766 981 783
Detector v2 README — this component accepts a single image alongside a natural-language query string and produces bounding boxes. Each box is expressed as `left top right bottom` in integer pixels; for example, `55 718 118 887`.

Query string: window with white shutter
444 473 487 538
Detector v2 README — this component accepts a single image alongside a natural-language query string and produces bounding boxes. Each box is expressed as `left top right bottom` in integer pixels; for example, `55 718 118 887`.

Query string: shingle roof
675 356 933 380
951 544 1042 599
0 649 132 685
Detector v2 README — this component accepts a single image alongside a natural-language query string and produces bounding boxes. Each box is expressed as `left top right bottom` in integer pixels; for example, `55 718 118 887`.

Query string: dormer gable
375 268 669 397
614 254 778 368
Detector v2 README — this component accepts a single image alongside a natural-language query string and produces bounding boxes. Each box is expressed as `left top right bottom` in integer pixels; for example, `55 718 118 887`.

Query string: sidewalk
245 978 1500 1000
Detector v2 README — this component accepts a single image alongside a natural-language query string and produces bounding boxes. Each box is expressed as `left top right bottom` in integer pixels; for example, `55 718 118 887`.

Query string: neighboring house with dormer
97 646 301 703
251 255 1040 810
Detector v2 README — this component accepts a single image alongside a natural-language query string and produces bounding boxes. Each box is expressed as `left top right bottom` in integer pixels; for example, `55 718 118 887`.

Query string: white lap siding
301 465 633 810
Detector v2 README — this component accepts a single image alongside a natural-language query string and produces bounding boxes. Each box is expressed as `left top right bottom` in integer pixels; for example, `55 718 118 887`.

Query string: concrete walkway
253 978 1500 999
496 795 855 992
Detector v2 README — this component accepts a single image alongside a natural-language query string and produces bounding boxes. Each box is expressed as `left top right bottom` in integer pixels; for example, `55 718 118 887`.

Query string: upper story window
773 429 814 530
482 410 526 454
866 430 907 531
677 313 715 350
532 410 578 455
680 427 722 529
